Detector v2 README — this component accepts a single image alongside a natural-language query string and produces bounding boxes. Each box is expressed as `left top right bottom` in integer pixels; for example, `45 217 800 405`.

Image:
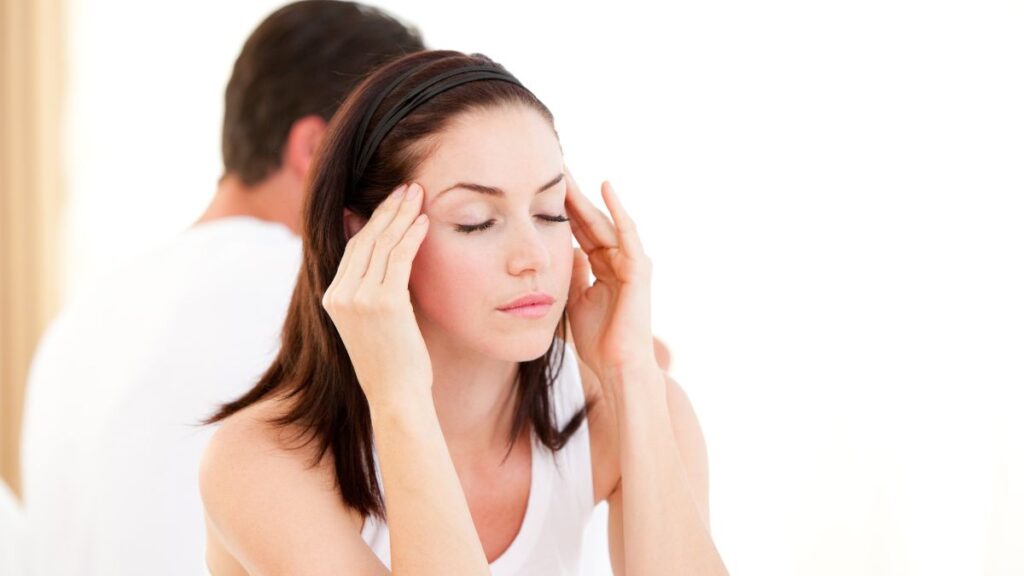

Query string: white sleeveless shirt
360 341 596 575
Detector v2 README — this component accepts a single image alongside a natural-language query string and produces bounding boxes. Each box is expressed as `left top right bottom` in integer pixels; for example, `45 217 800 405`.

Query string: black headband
349 61 534 192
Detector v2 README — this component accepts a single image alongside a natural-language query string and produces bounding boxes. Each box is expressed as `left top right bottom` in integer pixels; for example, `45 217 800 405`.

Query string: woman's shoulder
200 396 324 477
197 393 378 569
199 395 353 502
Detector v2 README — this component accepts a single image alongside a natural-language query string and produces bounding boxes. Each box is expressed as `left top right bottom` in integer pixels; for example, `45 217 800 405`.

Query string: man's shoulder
183 217 302 259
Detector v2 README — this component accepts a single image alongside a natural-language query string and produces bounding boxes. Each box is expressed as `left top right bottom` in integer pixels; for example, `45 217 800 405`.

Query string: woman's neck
428 345 522 472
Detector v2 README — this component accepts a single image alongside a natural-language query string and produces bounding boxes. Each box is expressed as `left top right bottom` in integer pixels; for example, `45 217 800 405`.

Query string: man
20 3 424 574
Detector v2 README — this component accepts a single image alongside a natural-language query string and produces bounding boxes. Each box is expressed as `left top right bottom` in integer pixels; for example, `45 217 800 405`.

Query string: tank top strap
548 340 596 515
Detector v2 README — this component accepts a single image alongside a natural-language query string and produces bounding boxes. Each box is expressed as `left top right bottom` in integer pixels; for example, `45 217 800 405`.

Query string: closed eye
455 214 569 234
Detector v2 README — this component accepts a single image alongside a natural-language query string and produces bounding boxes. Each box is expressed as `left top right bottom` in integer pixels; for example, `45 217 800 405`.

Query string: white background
60 1 1024 574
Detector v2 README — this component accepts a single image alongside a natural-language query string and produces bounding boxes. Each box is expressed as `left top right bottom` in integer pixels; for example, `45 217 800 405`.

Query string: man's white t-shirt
20 216 302 576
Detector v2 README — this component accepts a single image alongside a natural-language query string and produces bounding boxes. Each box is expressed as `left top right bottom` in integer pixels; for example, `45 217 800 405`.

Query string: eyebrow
435 172 565 202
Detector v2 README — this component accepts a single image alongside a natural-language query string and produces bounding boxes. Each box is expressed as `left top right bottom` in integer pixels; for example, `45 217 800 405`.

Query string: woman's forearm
369 392 491 576
610 365 729 575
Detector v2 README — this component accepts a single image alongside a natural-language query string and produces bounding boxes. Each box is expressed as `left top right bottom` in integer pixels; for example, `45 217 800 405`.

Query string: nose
505 217 551 277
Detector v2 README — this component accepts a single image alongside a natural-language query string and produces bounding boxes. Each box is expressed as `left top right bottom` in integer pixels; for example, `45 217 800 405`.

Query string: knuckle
323 291 348 314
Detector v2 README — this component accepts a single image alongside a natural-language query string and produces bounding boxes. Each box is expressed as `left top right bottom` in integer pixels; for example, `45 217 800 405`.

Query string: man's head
221 0 425 187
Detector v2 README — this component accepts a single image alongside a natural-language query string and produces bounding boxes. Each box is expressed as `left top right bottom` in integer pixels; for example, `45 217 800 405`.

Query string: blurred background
2 0 1022 574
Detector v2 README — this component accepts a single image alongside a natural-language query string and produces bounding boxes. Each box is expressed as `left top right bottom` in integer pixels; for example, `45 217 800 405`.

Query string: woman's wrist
602 355 662 389
367 385 436 429
605 360 666 420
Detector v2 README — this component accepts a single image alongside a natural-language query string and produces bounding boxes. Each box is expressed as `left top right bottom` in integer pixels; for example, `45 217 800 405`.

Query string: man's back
21 217 301 575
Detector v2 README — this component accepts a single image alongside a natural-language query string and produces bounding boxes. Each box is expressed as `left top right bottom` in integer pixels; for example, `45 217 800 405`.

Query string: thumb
568 247 591 306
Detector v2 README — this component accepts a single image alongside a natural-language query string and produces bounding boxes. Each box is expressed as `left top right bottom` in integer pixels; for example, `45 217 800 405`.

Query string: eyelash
455 214 570 234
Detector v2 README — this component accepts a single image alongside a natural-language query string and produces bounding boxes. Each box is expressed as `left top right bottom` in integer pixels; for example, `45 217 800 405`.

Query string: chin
481 326 560 363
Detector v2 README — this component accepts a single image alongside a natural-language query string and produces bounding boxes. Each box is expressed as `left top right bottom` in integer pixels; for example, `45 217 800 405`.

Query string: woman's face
408 104 572 362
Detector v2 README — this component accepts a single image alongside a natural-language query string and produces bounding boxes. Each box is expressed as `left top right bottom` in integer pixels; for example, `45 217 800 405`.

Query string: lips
497 292 555 311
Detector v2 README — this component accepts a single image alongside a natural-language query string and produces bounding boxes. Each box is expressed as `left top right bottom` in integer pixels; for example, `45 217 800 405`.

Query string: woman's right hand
321 182 432 410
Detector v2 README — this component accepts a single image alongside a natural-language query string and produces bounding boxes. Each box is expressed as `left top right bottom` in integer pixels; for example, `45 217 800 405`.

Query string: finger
336 184 409 293
564 167 618 254
568 247 592 306
336 184 408 282
567 208 595 253
600 181 645 261
382 211 430 292
562 165 597 252
587 247 618 282
364 182 425 286
346 183 405 247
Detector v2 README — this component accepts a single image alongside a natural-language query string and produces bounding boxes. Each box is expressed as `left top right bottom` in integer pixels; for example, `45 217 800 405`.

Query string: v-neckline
362 425 554 574
486 426 551 573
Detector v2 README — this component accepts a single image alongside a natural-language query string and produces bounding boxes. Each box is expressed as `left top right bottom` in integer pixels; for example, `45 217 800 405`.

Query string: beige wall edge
1 0 66 500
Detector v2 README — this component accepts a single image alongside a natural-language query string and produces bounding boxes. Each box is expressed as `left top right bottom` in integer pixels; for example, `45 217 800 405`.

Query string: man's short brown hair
222 0 425 185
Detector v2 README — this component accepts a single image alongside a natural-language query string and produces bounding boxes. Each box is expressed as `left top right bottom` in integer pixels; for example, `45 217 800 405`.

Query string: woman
198 50 727 575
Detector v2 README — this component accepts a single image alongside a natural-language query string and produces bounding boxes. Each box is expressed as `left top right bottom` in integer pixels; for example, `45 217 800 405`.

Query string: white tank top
360 341 595 575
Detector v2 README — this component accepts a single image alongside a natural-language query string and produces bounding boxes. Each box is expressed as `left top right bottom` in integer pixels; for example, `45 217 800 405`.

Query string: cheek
550 232 575 296
408 228 575 317
408 235 495 320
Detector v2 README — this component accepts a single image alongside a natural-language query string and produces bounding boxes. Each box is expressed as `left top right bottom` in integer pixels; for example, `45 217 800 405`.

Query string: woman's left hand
564 164 659 385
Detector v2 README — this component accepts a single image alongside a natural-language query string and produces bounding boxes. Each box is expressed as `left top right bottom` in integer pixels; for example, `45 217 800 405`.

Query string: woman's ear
342 207 367 241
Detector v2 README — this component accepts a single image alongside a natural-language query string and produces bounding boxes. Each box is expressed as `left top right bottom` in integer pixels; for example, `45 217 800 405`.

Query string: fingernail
406 183 421 200
392 186 407 200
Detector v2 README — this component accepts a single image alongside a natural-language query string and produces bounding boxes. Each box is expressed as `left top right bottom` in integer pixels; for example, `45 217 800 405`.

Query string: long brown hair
203 50 595 524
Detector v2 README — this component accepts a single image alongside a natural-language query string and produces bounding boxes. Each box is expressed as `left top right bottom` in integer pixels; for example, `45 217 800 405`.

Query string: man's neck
194 171 301 235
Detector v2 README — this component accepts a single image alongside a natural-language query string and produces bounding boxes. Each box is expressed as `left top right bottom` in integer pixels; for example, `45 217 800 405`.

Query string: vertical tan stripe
0 0 65 499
